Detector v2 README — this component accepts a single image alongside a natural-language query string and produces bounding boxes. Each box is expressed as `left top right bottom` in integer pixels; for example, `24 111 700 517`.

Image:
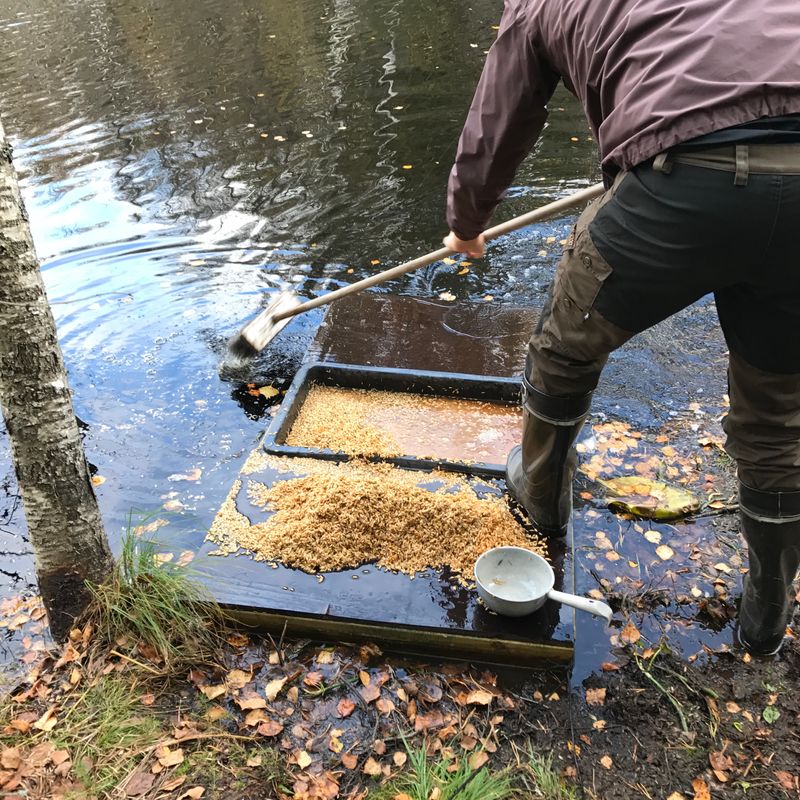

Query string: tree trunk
0 116 113 640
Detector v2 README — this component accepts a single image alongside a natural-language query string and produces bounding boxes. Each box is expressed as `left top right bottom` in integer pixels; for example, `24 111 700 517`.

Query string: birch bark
0 117 112 639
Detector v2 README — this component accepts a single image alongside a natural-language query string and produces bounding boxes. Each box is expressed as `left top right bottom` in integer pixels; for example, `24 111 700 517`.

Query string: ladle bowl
475 546 613 622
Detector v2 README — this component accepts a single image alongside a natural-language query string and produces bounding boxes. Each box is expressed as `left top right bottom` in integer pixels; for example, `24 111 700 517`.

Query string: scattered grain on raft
207 457 543 580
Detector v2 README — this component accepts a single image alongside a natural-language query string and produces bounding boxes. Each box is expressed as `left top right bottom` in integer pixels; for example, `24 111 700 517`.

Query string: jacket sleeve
446 2 560 240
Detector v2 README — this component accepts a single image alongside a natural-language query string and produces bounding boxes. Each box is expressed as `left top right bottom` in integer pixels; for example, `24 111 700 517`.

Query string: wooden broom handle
273 182 605 322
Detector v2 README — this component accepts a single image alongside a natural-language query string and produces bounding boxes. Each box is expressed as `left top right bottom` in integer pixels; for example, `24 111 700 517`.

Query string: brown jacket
447 0 800 240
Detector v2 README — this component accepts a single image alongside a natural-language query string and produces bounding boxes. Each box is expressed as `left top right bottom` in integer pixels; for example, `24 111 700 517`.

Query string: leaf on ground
359 669 371 686
265 677 287 701
468 751 489 770
362 757 382 776
125 769 156 797
619 620 641 646
359 683 380 703
0 748 20 770
465 689 493 706
244 709 270 727
226 669 250 689
709 751 733 773
237 691 267 710
296 750 313 769
691 777 711 800
393 751 407 767
156 746 184 768
414 710 445 732
599 477 700 520
337 698 356 718
256 720 284 737
763 705 781 724
199 684 226 701
162 775 187 791
666 793 686 800
304 671 323 687
341 753 358 770
178 788 205 800
376 698 395 714
139 693 155 706
32 707 58 732
775 771 797 791
599 755 613 769
585 687 606 706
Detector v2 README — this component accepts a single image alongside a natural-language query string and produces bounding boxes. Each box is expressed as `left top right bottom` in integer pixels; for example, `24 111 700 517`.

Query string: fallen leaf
337 698 356 718
599 755 613 769
91 475 106 486
709 751 733 773
666 793 686 800
438 291 456 302
775 771 797 791
199 684 226 701
362 757 382 776
393 751 407 767
341 753 358 770
167 468 202 482
414 711 444 732
296 750 313 769
265 677 287 701
586 688 606 706
304 671 323 687
620 620 641 646
179 789 205 800
162 775 188 791
656 544 676 561
465 689 493 706
468 751 489 770
592 720 607 730
176 550 194 566
763 705 780 724
257 386 280 398
0 748 20 770
125 770 156 797
226 669 250 689
599 477 699 520
156 746 184 768
244 709 269 727
402 164 413 170
359 683 380 703
237 691 267 710
691 777 711 800
139 693 155 706
256 720 284 737
376 698 395 714
33 707 58 732
644 530 662 544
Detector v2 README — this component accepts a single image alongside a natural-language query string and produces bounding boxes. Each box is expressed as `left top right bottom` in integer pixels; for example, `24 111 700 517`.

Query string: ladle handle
547 590 613 623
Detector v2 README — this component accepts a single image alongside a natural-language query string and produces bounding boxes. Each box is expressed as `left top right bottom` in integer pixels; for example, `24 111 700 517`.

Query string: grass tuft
87 523 222 670
515 746 578 800
371 745 513 800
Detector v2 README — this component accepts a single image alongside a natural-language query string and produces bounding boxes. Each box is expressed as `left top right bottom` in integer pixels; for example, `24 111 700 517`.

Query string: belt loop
653 151 673 175
734 145 749 186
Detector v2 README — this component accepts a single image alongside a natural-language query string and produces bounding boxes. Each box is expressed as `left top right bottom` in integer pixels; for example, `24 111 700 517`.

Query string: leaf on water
458 267 469 275
257 386 280 399
176 550 194 566
91 475 106 486
599 477 700 520
370 259 381 265
619 620 641 646
265 677 287 701
167 468 202 482
163 500 185 512
655 544 675 561
644 530 662 544
438 292 456 302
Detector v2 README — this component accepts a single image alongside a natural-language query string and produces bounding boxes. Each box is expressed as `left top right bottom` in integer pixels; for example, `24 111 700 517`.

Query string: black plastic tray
262 362 521 478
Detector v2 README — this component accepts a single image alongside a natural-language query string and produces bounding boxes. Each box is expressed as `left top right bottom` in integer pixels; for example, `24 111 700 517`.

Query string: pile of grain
207 461 543 580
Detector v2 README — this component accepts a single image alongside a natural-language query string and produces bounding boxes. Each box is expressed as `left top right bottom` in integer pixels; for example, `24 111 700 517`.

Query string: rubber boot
737 482 800 656
505 378 592 538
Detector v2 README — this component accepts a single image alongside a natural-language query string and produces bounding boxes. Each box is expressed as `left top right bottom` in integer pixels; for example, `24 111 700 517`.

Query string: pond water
1 0 734 682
